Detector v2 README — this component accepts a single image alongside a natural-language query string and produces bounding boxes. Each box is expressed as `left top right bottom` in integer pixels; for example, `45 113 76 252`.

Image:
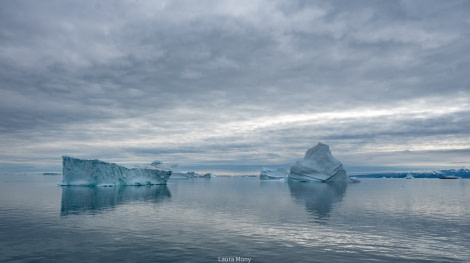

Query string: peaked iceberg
62 156 172 186
289 143 357 183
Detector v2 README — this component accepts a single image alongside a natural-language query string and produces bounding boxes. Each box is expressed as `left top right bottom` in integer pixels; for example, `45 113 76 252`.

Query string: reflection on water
2 176 470 262
288 180 347 220
61 185 171 216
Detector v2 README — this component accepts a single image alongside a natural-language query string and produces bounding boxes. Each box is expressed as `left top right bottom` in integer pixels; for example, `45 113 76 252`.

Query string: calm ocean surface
0 174 469 262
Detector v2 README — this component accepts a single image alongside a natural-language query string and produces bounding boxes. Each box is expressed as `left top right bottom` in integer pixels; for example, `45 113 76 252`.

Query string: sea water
0 174 469 262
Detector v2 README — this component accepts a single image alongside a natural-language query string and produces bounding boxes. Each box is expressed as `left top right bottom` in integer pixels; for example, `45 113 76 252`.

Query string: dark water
0 174 469 262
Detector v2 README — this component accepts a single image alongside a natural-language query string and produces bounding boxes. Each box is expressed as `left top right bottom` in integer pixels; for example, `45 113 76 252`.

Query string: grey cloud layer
1 0 469 171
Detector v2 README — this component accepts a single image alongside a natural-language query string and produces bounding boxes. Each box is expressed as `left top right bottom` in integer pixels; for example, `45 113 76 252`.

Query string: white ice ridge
61 156 172 186
289 143 358 183
259 167 288 180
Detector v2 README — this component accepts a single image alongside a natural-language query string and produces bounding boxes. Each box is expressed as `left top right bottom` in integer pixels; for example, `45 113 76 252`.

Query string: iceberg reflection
60 185 171 216
288 181 347 220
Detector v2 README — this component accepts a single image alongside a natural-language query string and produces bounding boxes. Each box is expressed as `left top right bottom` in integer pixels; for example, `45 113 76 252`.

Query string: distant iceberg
171 171 215 179
289 143 358 183
260 167 288 180
148 160 178 171
61 156 172 186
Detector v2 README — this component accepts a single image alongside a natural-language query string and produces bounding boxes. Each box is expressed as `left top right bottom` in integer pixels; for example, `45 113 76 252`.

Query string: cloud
1 0 469 173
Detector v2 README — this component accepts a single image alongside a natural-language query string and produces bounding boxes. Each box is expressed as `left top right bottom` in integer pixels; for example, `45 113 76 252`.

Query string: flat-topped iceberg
260 167 288 180
289 143 358 183
62 156 172 186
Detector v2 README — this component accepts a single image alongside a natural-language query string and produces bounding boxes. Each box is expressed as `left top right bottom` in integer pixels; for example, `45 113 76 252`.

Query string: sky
1 0 469 174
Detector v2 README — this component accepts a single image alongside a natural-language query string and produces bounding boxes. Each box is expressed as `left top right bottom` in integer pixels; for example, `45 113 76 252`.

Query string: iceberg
199 172 215 178
289 143 358 183
260 167 288 180
61 156 172 186
149 160 178 171
171 171 215 179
